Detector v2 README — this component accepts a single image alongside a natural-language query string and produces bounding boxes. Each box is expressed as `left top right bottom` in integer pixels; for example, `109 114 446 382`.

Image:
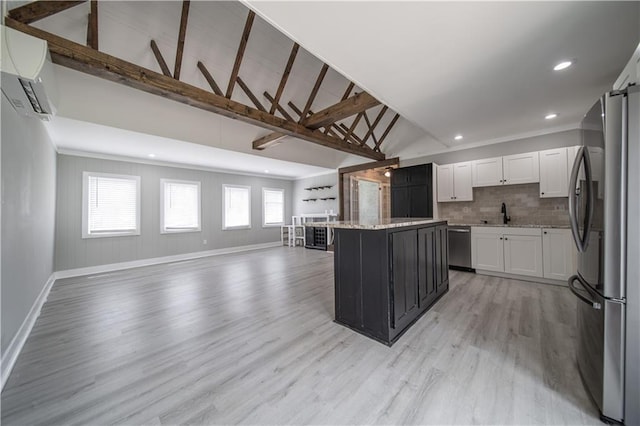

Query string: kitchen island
312 218 449 345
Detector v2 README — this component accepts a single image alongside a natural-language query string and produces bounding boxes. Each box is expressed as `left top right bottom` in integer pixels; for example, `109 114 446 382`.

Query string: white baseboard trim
1 273 56 391
475 269 567 286
54 241 282 279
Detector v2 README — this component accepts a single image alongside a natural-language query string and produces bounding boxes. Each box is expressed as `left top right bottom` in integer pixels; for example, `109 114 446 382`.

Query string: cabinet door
391 167 411 186
409 185 431 218
539 148 569 198
391 230 419 330
436 165 455 202
471 230 504 272
407 164 428 186
503 234 543 277
391 187 409 218
472 157 504 187
418 227 437 309
453 162 473 201
435 225 449 294
503 152 540 185
542 228 576 280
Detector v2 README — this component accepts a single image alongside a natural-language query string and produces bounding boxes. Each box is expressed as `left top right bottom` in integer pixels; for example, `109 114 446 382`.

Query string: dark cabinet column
391 187 409 217
435 225 449 294
418 227 437 309
390 230 419 332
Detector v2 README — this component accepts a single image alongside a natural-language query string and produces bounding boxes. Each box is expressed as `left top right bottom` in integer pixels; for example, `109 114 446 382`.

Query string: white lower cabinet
503 234 543 277
472 227 543 278
542 228 576 281
471 230 504 272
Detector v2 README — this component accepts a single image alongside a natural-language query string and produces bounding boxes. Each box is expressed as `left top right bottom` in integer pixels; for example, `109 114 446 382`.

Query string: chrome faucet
501 202 511 225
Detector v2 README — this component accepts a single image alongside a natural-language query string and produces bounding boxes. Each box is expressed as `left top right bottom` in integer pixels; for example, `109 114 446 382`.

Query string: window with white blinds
262 188 284 226
161 179 201 233
82 172 141 238
223 185 251 229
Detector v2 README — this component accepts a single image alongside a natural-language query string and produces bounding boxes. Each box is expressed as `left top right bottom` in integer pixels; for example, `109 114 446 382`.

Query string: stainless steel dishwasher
448 226 473 271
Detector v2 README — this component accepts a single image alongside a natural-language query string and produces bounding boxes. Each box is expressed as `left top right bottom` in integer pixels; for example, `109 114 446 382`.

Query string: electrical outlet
203 239 207 245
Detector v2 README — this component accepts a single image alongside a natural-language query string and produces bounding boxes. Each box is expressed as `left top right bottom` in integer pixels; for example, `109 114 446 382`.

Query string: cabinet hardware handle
504 237 508 240
541 192 545 195
500 237 503 240
544 231 547 234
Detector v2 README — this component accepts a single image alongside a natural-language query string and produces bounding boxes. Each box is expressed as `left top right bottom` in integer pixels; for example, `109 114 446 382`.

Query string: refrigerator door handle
582 148 595 251
568 274 602 309
569 147 587 252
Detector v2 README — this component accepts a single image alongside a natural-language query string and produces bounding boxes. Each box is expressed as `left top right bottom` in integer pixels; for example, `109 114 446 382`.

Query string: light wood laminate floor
2 247 599 425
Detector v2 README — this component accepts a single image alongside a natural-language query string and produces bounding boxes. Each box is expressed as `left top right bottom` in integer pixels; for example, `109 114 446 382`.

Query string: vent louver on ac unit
1 25 58 120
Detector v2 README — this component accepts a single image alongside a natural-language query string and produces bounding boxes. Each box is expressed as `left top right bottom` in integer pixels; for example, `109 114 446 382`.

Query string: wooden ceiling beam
150 40 172 77
5 18 384 160
374 113 400 152
343 112 364 143
264 92 294 121
252 91 378 149
362 106 388 145
299 63 329 121
196 61 223 96
236 77 266 112
8 1 87 24
86 0 98 50
341 82 355 101
173 0 190 80
226 10 255 99
338 157 400 175
302 91 380 130
362 112 379 146
287 101 359 145
270 43 299 115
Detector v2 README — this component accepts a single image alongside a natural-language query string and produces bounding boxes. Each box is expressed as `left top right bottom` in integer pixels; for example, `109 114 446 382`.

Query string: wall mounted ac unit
0 24 58 121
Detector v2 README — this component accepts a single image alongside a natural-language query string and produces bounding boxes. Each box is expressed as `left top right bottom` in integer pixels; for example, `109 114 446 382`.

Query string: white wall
1 95 57 357
402 129 581 166
55 154 293 271
292 172 338 217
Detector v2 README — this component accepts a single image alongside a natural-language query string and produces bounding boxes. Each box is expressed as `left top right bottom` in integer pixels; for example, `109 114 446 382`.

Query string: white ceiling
20 1 640 176
246 1 640 150
47 116 334 179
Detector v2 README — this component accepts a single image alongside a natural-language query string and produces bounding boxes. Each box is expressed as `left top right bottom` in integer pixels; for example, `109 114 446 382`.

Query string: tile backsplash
438 183 569 226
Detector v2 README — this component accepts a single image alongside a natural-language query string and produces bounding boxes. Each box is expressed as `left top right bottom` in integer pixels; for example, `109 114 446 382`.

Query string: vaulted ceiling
5 1 640 178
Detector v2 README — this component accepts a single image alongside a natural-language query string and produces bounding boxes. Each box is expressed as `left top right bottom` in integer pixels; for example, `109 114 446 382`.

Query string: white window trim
262 187 285 227
222 184 252 230
160 178 202 234
82 171 141 239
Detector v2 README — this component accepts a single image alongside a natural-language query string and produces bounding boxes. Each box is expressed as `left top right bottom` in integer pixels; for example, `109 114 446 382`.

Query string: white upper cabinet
437 162 473 202
436 164 454 202
472 157 503 187
453 162 473 201
502 152 540 185
539 148 569 198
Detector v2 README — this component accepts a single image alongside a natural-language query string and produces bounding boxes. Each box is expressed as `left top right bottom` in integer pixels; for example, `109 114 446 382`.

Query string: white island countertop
307 218 447 230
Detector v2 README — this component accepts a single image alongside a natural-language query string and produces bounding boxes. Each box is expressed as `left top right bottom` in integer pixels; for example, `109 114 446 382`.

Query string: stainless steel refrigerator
568 85 639 424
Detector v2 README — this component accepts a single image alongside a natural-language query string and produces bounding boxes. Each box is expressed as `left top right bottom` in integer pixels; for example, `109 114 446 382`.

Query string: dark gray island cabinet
326 219 449 345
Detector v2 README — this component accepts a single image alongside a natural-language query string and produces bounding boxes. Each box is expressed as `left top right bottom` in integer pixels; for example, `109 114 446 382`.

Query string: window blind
263 189 284 225
224 186 250 228
87 175 138 234
163 181 200 230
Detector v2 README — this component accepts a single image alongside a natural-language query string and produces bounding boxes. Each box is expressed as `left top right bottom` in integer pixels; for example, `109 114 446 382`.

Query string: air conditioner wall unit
1 24 58 121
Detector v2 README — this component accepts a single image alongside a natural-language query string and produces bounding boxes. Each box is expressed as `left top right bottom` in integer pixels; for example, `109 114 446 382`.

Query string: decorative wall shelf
304 185 334 191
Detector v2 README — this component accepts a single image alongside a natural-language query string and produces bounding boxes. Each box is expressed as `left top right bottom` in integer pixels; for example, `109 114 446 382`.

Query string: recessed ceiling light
545 113 558 120
264 170 270 173
148 153 156 158
553 61 572 71
454 135 463 141
384 170 391 178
